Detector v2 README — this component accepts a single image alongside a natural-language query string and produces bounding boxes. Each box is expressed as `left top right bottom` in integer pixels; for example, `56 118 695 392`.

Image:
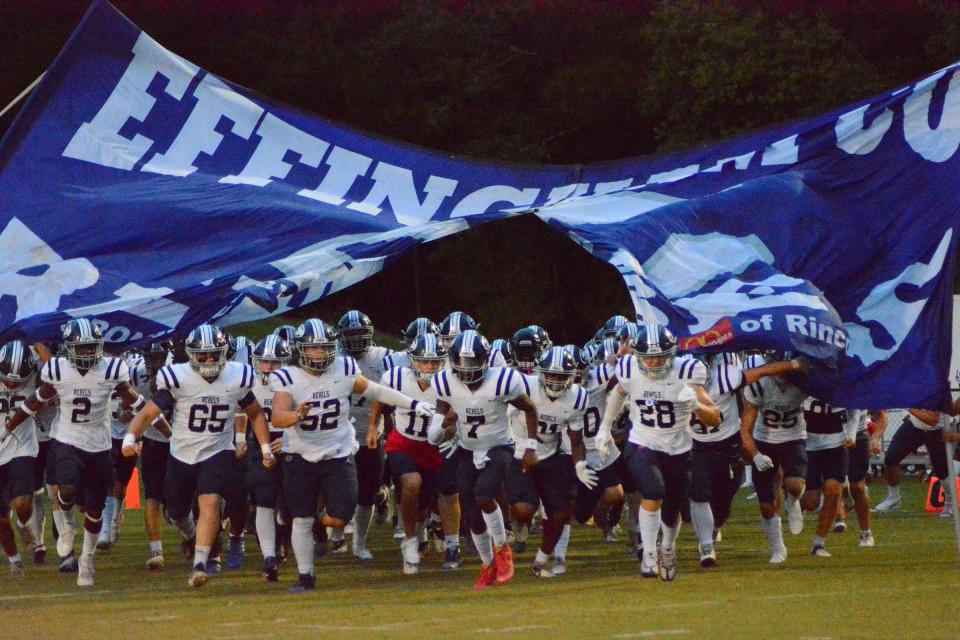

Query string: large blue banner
0 0 957 410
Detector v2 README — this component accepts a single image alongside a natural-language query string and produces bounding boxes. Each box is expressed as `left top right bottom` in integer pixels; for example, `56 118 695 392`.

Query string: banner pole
0 72 46 121
944 422 960 561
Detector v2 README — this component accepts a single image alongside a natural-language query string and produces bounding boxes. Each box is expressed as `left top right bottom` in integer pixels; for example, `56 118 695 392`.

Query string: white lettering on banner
141 74 264 176
903 68 960 163
62 32 199 170
0 218 99 322
450 185 540 218
608 249 669 326
845 229 953 367
220 113 329 186
297 146 373 206
346 163 458 224
835 103 894 156
702 151 756 172
62 281 188 329
760 134 799 166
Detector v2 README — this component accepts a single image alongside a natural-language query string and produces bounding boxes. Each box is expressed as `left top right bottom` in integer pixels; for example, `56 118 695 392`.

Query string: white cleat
77 556 95 587
353 546 374 561
400 538 419 575
188 565 208 589
872 495 901 513
639 552 658 579
551 558 567 576
532 562 555 578
811 544 831 558
658 546 678 582
699 544 717 568
858 532 875 547
145 552 165 571
769 545 788 564
786 496 804 535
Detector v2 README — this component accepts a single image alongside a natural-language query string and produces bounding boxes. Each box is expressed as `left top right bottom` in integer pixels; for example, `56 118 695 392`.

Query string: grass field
3 478 958 640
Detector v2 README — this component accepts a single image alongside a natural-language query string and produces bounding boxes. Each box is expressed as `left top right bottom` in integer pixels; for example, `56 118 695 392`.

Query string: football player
131 340 175 570
28 342 54 567
688 353 807 567
509 325 551 375
507 346 587 578
269 319 433 593
800 399 860 557
369 333 444 574
430 329 539 589
5 319 149 587
123 323 273 589
598 323 722 581
337 310 393 560
740 351 810 564
437 311 478 350
0 341 40 578
873 408 951 513
843 410 885 546
247 335 290 582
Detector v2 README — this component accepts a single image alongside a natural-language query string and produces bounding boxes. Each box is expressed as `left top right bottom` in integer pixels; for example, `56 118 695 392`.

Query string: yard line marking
614 631 691 638
474 625 550 634
0 589 112 602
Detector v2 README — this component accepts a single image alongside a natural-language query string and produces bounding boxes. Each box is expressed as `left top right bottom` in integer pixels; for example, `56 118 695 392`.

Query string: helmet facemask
254 355 285 384
67 339 104 370
538 369 573 399
410 354 444 385
299 343 337 373
451 353 486 385
339 328 373 356
512 345 540 373
638 348 676 380
186 345 227 379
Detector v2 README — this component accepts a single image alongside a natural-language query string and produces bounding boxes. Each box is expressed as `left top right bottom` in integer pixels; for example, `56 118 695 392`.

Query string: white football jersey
0 381 39 464
343 346 390 442
691 362 745 443
580 363 620 469
42 356 128 453
251 377 281 437
433 366 526 452
618 354 707 455
26 348 52 443
906 409 946 432
532 380 588 461
383 350 411 371
380 366 438 442
743 377 808 444
269 357 359 462
803 399 860 451
509 373 536 459
157 361 255 464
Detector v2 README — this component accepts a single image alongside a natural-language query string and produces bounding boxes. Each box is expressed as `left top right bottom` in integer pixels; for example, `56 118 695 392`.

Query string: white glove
427 413 446 445
595 423 612 458
752 452 774 472
575 460 598 490
413 401 436 418
677 385 699 413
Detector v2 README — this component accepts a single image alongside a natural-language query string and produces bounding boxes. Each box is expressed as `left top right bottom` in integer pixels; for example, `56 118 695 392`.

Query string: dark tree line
2 0 958 342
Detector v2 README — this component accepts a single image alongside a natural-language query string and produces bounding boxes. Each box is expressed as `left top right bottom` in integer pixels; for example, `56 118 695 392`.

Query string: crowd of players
0 311 955 592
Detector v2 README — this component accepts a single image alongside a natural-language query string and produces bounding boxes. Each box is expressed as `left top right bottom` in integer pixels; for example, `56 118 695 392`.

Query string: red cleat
493 543 514 584
475 563 498 590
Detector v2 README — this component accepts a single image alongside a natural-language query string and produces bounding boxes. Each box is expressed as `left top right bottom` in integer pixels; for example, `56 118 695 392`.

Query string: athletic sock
194 545 211 568
761 515 784 552
291 518 315 576
256 507 277 558
330 527 345 543
535 548 550 565
690 501 715 548
31 492 45 545
638 508 661 560
81 522 98 559
99 497 116 541
444 534 459 551
553 524 571 560
353 505 373 550
481 506 507 548
887 485 901 500
660 519 681 550
813 535 826 547
8 553 21 564
149 540 163 554
470 530 494 565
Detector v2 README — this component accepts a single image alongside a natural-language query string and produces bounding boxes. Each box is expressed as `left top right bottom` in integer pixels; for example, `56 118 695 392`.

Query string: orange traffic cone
125 467 141 510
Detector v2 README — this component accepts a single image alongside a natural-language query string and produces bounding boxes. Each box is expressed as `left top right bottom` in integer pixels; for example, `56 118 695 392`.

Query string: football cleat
699 545 717 568
858 532 876 547
331 539 347 555
226 535 245 571
9 559 24 579
493 544 515 584
532 562 555 578
263 556 279 583
658 546 678 582
639 553 658 579
872 495 901 512
145 551 164 571
33 546 46 567
289 572 316 594
401 538 420 575
832 517 847 533
58 551 78 574
77 556 94 587
442 546 463 571
205 557 222 575
474 564 498 590
811 544 831 558
604 530 618 543
769 545 788 564
713 529 722 543
353 546 374 561
551 558 567 576
786 495 804 535
189 564 208 588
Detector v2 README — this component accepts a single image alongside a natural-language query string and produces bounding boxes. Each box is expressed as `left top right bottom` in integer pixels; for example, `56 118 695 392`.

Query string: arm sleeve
238 391 257 410
361 380 415 411
843 409 860 440
153 389 175 415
